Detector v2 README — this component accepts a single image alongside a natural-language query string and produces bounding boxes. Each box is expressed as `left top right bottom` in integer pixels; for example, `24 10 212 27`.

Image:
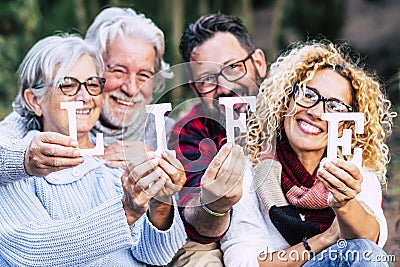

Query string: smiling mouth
76 108 91 115
297 119 322 134
111 96 138 107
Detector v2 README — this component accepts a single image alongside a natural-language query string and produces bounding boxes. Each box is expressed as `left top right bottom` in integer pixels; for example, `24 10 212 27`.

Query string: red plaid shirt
168 103 227 243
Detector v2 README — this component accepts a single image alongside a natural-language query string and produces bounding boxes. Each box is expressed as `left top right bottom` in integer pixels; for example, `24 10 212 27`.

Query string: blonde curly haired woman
221 40 396 266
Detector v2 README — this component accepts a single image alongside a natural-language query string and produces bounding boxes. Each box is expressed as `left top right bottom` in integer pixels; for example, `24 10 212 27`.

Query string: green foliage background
2 0 398 119
0 0 399 257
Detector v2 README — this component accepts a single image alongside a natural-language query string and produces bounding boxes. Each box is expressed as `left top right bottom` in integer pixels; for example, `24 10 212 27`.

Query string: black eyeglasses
34 76 106 96
193 50 255 94
293 82 353 113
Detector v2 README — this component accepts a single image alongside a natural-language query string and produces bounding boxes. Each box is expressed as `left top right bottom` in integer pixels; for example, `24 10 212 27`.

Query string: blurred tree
3 0 388 120
268 0 288 60
0 0 42 117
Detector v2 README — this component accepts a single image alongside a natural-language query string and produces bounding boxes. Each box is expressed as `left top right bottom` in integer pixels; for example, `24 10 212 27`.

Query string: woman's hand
151 150 186 204
317 158 362 208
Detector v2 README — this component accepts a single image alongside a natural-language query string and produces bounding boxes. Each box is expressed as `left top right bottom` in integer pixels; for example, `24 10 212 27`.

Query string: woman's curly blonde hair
247 39 396 184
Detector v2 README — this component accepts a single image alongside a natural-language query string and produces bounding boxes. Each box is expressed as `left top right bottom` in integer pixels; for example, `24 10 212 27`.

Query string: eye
87 82 100 88
225 62 246 75
326 101 347 112
303 88 318 101
60 78 77 88
303 91 315 99
199 75 215 84
230 62 243 70
108 65 128 74
136 71 153 83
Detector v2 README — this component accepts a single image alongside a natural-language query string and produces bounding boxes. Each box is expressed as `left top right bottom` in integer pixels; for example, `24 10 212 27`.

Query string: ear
24 89 43 116
252 48 267 79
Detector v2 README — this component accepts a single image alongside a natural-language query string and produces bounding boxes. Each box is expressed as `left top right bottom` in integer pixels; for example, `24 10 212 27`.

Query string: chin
77 128 93 134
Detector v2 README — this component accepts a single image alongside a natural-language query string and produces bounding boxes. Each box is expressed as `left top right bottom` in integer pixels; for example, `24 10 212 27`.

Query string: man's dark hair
179 13 255 63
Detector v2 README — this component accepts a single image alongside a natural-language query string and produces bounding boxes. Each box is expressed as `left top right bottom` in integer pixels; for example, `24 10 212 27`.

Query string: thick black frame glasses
293 82 353 113
193 50 256 94
34 76 106 96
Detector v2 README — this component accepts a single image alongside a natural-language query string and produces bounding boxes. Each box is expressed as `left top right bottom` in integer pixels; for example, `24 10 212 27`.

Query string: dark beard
202 93 251 141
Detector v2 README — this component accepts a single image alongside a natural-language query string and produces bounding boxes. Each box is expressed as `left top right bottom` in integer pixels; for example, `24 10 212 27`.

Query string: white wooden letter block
146 103 176 156
321 112 364 168
60 101 104 156
219 96 257 144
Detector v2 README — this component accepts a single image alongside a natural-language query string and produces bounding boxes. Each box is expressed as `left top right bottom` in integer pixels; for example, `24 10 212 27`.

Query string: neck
294 150 324 175
99 118 122 130
77 133 94 149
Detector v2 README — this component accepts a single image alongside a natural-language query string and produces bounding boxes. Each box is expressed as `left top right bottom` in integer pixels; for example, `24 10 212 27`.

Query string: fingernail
234 145 243 153
226 142 233 149
73 149 81 156
71 141 79 147
155 167 163 176
155 151 162 158
151 158 159 165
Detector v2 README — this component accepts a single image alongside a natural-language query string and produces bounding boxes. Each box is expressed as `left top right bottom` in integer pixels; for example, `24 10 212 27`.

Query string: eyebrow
108 63 155 75
305 85 346 103
191 56 242 79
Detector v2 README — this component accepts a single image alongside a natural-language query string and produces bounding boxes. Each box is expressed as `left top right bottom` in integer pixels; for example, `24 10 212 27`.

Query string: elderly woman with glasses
0 34 186 266
221 40 396 266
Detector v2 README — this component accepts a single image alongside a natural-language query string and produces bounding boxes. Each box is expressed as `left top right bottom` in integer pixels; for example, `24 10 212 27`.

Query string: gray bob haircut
85 7 173 92
13 33 104 130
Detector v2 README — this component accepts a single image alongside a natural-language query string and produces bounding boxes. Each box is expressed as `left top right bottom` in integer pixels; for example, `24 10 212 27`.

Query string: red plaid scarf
277 138 335 232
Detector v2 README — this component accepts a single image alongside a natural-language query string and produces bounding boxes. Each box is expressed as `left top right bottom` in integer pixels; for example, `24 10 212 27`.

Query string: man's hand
24 132 84 177
200 142 245 214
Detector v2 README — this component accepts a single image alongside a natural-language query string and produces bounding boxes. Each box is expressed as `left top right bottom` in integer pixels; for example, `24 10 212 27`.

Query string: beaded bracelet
302 237 315 258
199 195 231 217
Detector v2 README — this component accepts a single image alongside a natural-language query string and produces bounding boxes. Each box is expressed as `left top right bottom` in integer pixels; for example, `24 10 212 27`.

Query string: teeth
76 109 90 115
115 98 135 106
299 120 321 134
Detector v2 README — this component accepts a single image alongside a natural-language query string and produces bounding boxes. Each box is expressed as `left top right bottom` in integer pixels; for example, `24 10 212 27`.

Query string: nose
306 101 324 119
121 73 139 97
75 84 91 102
215 75 234 96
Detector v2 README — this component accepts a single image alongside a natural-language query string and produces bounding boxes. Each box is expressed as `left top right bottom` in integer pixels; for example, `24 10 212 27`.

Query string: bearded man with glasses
167 13 267 266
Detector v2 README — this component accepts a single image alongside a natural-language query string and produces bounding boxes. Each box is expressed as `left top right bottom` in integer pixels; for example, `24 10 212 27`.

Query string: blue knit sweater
0 131 187 266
